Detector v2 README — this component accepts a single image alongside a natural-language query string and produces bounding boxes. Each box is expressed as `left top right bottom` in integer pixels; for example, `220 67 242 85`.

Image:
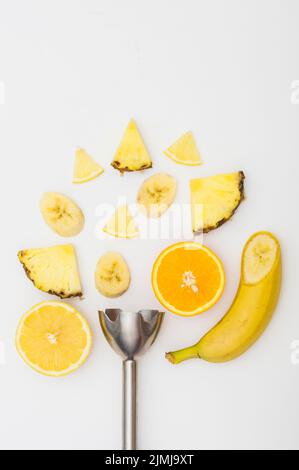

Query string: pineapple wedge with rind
18 245 83 299
191 171 245 233
164 132 202 166
112 119 152 173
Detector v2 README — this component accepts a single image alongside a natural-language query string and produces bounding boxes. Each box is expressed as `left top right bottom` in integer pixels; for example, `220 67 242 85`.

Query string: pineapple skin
18 246 83 299
191 171 245 234
111 161 152 173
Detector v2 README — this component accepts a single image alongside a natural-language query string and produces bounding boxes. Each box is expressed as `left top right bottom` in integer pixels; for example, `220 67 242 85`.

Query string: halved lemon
73 148 104 184
16 301 92 377
164 132 202 166
103 205 139 239
152 242 225 316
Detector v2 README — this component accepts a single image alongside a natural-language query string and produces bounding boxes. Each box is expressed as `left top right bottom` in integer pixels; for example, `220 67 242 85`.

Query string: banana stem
166 346 200 364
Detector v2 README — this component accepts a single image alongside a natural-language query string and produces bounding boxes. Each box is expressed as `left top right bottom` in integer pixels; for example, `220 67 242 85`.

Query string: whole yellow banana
166 232 282 364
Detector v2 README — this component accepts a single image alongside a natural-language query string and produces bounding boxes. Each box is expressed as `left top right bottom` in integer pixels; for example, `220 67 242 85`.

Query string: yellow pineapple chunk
18 245 82 298
190 172 245 233
112 119 152 173
165 132 203 166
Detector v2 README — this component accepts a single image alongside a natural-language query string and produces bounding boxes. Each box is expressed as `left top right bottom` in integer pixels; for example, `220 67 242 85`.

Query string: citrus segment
164 132 202 166
73 148 104 184
103 205 139 239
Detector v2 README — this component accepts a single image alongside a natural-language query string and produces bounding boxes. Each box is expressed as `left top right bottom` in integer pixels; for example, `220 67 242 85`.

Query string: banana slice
40 192 85 237
137 173 177 218
95 252 131 298
243 233 278 284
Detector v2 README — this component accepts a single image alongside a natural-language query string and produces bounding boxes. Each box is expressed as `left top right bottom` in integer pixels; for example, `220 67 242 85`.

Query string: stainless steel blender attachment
99 309 164 450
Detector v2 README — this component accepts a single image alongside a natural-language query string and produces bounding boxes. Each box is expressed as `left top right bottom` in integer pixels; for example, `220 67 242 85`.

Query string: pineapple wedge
191 171 245 233
112 119 152 173
18 245 82 298
164 132 202 166
103 205 139 239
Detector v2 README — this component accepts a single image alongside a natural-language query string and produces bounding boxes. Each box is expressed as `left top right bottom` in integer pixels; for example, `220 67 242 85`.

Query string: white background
0 0 298 450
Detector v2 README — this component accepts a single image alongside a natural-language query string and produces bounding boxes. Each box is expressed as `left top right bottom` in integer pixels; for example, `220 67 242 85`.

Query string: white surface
0 0 298 451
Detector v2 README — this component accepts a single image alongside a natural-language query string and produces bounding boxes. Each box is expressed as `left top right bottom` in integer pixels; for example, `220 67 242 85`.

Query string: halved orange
152 242 225 316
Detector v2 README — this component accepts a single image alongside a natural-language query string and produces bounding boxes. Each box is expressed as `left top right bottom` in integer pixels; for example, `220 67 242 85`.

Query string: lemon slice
73 148 104 184
103 205 139 239
16 301 92 377
164 132 203 166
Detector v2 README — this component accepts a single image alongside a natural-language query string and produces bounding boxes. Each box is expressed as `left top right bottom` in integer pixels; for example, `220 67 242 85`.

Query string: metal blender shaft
123 359 137 450
99 309 164 450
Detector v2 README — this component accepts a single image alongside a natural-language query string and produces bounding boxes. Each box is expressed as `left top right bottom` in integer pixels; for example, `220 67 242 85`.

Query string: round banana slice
95 252 131 298
40 192 85 237
243 232 278 284
137 173 177 218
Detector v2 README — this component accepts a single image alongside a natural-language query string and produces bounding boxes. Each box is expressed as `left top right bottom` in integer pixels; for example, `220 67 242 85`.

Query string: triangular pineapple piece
103 205 139 238
165 132 203 166
112 119 152 173
73 148 104 184
190 172 245 233
18 245 82 298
